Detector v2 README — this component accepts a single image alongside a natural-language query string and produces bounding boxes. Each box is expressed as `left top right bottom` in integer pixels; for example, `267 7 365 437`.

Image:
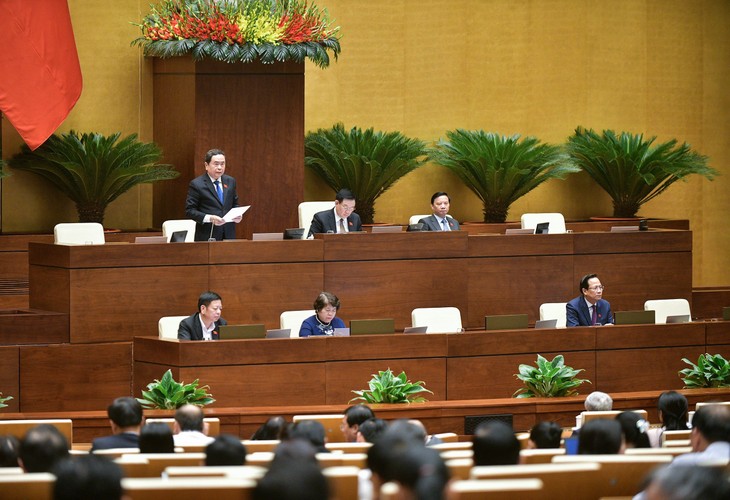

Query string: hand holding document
223 205 250 223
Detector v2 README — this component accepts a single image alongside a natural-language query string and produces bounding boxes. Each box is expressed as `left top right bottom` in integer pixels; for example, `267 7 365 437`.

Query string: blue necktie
441 218 448 231
214 180 224 203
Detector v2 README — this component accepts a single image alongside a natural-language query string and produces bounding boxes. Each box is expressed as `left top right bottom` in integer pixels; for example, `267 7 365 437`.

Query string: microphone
208 220 215 242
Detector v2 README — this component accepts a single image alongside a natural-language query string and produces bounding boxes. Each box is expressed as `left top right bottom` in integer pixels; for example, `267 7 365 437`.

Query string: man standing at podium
185 148 242 241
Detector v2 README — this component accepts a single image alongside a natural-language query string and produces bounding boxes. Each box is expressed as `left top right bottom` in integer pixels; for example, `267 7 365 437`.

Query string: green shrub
137 369 215 409
351 368 433 404
679 353 730 388
514 354 590 398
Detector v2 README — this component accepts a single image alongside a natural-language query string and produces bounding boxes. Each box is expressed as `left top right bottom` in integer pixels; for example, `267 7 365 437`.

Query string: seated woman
615 411 651 449
647 390 689 447
299 292 346 337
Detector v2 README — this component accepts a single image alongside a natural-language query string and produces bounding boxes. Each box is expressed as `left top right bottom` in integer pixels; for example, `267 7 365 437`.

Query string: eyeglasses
339 204 355 212
589 286 605 291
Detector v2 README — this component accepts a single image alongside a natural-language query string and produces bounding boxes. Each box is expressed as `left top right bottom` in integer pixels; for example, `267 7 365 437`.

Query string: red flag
0 0 83 150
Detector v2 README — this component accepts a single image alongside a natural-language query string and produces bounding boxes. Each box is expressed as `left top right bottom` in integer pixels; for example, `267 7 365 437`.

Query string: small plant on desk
679 353 730 388
514 354 590 398
351 368 433 404
137 369 215 409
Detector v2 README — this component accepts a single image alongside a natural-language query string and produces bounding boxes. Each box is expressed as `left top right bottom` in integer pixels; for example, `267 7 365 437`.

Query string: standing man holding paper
185 148 242 241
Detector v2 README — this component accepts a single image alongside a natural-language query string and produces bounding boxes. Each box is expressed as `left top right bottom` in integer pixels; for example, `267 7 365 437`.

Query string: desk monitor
218 324 266 339
613 310 655 326
485 314 529 331
724 307 730 321
666 314 691 324
505 228 534 235
535 222 550 234
252 233 284 241
134 236 167 244
266 328 291 338
406 223 425 232
404 326 428 334
170 230 188 242
534 318 558 329
370 225 402 234
350 319 395 336
283 228 304 240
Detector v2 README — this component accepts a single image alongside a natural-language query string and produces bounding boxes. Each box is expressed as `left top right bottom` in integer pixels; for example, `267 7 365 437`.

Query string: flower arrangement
133 0 341 68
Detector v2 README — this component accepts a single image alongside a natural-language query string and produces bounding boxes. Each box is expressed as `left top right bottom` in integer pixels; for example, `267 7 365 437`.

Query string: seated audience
0 435 19 467
640 464 730 500
173 404 214 447
472 421 521 466
138 422 175 453
178 291 227 341
647 391 689 447
53 454 123 500
671 404 730 466
356 417 388 443
270 439 319 468
341 404 376 442
528 421 562 449
616 411 651 449
90 397 143 452
19 424 69 472
584 391 613 411
578 419 624 455
205 434 247 466
288 420 327 453
299 291 346 337
253 459 329 500
250 416 287 440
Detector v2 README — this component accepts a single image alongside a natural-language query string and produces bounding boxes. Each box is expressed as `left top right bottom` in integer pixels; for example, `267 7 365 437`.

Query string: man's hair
645 464 730 500
175 404 205 432
107 397 143 428
529 421 562 449
19 424 69 473
139 422 174 453
691 404 730 443
658 391 689 431
578 419 623 454
198 291 222 311
430 191 450 204
251 416 287 441
584 391 613 411
579 273 599 293
288 420 326 453
344 404 375 427
253 459 329 500
313 292 340 312
472 421 520 466
205 434 247 466
335 188 355 203
357 418 388 443
53 454 123 500
205 149 225 164
0 435 19 467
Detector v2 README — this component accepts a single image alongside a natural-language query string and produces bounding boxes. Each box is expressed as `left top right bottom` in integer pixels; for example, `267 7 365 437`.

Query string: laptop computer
333 328 350 337
370 226 402 234
505 228 534 235
252 233 284 241
610 226 639 232
265 328 291 338
403 326 428 334
283 228 305 240
170 230 188 242
484 314 529 331
534 318 558 329
217 324 266 339
613 310 656 325
350 319 395 335
134 236 167 244
666 314 691 324
535 222 550 234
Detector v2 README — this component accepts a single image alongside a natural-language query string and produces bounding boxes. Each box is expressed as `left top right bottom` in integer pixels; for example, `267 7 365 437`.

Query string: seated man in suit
178 291 227 340
418 192 460 231
566 273 614 327
90 397 143 451
307 188 362 237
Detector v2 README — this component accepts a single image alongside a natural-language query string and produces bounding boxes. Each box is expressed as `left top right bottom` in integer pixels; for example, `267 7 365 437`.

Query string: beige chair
626 446 692 457
323 466 361 500
325 442 372 454
444 457 473 480
411 307 463 334
432 432 459 442
660 429 692 445
472 463 599 500
162 219 197 242
316 452 367 469
92 447 140 459
520 448 566 464
292 414 346 443
539 302 567 328
0 419 73 448
0 472 55 500
145 417 220 437
644 298 691 323
158 316 187 340
164 465 267 479
121 477 256 499
279 309 313 337
241 439 280 453
520 213 567 234
298 201 335 239
579 409 648 427
449 478 544 499
53 222 105 245
116 452 206 478
409 214 431 225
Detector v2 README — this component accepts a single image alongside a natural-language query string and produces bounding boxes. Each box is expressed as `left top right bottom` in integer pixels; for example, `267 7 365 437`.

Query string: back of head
367 423 428 483
271 439 319 468
205 434 247 466
345 404 375 427
389 446 450 500
251 416 287 440
645 464 730 500
472 421 520 466
53 455 123 500
615 411 650 448
529 421 562 449
20 424 69 472
0 435 19 467
578 419 623 454
584 391 613 411
288 420 326 452
691 404 730 444
658 391 689 430
139 422 175 454
175 404 205 432
107 397 143 428
358 418 388 443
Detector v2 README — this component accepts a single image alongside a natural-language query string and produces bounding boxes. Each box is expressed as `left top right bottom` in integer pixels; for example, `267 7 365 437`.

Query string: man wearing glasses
566 273 614 327
307 188 362 237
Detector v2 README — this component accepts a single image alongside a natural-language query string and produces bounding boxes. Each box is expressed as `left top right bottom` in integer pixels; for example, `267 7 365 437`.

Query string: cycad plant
350 368 433 404
679 353 730 389
305 123 428 224
565 127 717 218
514 354 590 398
8 131 179 224
137 369 215 410
430 130 580 223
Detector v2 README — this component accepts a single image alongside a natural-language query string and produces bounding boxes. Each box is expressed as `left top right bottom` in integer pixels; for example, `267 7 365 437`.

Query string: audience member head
341 404 375 442
0 435 19 467
251 416 287 440
657 391 689 430
584 391 613 411
174 404 205 433
367 424 427 494
19 424 69 472
356 418 388 443
271 439 319 468
253 459 329 500
205 434 247 466
388 445 450 500
472 421 520 466
689 404 730 452
615 411 651 449
528 421 562 449
644 464 730 500
138 422 175 453
578 419 624 455
288 420 327 452
107 397 143 433
53 454 123 500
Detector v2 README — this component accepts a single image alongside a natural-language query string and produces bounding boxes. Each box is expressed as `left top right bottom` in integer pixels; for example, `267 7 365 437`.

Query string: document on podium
223 205 250 223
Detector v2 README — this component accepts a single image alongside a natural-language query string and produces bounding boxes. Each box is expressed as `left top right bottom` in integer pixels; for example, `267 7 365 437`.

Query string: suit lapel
580 300 591 325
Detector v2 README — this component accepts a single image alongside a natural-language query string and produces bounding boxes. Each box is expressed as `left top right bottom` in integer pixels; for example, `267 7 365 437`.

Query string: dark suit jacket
177 313 228 341
90 432 139 452
566 296 613 327
418 214 460 231
185 173 239 241
307 209 362 237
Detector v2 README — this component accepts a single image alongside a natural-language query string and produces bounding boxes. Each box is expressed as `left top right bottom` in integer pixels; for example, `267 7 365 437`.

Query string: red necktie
591 305 598 325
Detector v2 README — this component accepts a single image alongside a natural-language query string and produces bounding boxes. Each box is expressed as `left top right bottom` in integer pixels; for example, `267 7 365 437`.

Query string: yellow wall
1 0 728 286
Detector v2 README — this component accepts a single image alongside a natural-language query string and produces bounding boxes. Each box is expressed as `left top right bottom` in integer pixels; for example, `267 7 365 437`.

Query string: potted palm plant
305 123 429 224
8 130 179 224
429 129 580 222
565 127 718 218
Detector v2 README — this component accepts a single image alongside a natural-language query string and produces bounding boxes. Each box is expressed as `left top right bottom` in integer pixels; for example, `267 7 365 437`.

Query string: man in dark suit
90 397 143 451
307 188 362 237
566 273 614 326
418 192 460 231
178 291 227 341
185 148 242 241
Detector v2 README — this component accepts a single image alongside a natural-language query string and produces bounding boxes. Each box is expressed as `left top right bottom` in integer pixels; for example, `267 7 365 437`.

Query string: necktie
339 218 346 233
214 180 224 203
441 218 448 231
591 304 598 325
